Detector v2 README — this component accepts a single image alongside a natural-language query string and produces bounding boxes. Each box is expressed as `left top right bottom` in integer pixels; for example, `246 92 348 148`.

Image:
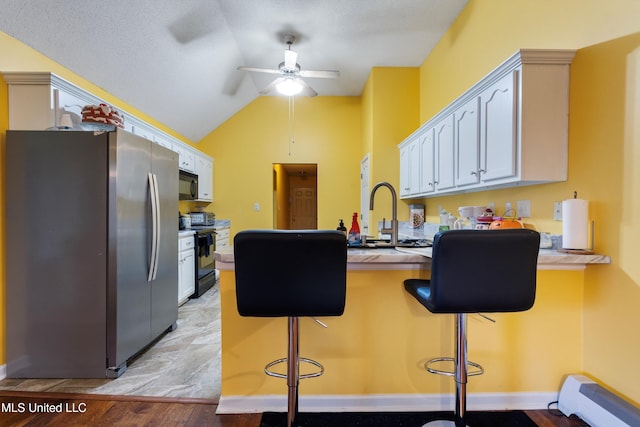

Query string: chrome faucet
369 181 398 246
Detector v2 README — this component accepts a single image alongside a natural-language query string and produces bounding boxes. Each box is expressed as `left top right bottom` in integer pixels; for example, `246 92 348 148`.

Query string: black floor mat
260 410 538 427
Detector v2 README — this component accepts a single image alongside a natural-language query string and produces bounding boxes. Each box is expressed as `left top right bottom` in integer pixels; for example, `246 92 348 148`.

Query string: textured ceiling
0 0 467 141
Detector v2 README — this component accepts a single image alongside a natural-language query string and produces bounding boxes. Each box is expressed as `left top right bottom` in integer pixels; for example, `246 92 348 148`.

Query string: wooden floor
0 391 590 427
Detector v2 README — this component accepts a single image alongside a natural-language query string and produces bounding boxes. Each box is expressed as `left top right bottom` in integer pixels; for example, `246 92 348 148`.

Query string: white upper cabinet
2 71 213 175
398 49 576 199
434 115 455 192
399 138 419 197
479 70 518 183
195 155 213 202
174 144 196 173
418 129 435 194
454 96 480 187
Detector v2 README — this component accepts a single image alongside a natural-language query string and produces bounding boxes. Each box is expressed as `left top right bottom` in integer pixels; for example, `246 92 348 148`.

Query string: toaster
189 211 215 226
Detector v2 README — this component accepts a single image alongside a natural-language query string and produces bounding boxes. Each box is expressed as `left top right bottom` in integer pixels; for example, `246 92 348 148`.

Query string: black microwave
178 170 198 200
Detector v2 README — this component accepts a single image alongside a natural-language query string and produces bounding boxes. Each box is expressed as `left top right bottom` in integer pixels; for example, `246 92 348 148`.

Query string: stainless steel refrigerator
6 129 179 378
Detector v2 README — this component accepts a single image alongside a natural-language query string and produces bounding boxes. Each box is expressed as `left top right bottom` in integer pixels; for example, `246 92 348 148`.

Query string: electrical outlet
505 202 512 214
554 202 563 220
517 200 531 218
254 203 260 211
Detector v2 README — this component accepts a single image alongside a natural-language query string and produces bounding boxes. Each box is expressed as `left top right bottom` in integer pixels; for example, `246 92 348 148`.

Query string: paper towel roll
562 198 589 249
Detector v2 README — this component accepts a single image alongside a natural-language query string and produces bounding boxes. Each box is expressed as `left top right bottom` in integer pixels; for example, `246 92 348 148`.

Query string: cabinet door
195 156 213 201
419 129 435 194
178 249 195 305
434 115 455 191
408 140 420 195
455 97 480 187
480 71 518 182
399 143 412 197
174 145 196 173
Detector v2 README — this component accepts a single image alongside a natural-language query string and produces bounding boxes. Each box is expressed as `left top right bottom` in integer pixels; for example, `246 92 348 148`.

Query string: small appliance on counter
190 211 215 226
179 213 191 230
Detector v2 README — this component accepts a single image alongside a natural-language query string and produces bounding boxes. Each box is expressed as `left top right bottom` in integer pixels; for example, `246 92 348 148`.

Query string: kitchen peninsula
214 246 610 414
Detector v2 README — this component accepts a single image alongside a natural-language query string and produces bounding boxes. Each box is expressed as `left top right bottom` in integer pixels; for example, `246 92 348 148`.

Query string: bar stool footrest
264 357 325 380
424 357 484 377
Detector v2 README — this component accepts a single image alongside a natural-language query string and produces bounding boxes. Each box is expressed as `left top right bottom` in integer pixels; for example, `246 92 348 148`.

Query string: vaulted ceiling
0 0 467 141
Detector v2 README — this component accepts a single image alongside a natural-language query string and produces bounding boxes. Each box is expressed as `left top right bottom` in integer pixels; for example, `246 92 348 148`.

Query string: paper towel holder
558 220 595 255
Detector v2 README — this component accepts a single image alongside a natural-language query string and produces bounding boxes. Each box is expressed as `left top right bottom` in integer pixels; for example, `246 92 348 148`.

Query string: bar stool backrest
427 229 540 314
234 230 347 317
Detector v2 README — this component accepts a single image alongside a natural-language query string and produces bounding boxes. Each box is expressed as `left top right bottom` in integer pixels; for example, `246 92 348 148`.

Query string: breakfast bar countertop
215 246 611 271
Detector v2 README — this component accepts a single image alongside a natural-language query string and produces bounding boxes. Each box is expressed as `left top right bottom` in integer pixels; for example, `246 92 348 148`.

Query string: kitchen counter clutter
215 245 610 271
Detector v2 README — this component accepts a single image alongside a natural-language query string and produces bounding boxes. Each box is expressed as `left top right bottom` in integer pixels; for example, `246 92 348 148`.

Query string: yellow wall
362 67 420 229
197 96 362 232
417 0 640 404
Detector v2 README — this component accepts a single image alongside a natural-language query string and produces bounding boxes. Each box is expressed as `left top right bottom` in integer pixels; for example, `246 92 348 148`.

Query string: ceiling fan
237 34 340 97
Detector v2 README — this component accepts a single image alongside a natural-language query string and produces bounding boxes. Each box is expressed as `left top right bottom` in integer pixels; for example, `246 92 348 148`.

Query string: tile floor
0 284 221 400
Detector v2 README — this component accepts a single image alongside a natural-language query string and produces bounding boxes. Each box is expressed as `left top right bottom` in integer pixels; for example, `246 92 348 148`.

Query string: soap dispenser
337 219 347 237
348 212 361 245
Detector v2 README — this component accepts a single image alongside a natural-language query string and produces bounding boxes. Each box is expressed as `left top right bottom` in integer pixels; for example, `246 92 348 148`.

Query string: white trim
0 364 6 380
216 392 558 414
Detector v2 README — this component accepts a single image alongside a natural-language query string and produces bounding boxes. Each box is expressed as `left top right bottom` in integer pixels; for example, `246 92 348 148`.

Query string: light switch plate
517 200 531 218
554 202 562 220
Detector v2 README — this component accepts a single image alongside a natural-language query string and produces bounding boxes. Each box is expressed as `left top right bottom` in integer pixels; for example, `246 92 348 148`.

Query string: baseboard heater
558 375 640 427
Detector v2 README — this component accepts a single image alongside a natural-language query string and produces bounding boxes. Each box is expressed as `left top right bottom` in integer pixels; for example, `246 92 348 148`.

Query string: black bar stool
234 230 347 427
404 229 540 427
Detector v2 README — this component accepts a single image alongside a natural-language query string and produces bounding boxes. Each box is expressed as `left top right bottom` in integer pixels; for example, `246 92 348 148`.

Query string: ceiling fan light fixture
277 78 303 96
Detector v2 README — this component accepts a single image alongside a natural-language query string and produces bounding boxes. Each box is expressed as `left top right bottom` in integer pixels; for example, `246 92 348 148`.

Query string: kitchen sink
350 239 432 249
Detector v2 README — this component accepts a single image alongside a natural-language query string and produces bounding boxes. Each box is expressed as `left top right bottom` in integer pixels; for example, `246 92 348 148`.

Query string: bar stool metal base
263 316 325 427
422 313 480 427
425 357 484 377
423 421 468 427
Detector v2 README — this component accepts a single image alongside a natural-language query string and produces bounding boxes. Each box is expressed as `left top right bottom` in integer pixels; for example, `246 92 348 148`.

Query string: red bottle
348 212 361 244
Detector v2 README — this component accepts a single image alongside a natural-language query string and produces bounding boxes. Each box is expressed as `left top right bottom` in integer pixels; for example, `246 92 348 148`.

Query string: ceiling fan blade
259 77 285 96
297 79 318 97
298 69 340 79
237 66 282 75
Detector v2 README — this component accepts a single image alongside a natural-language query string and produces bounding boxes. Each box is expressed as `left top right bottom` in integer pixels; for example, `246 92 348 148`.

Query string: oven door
192 231 216 298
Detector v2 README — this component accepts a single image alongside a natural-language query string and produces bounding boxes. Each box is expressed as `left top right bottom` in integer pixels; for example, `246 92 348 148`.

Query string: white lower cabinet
215 226 230 249
398 49 576 199
178 234 195 306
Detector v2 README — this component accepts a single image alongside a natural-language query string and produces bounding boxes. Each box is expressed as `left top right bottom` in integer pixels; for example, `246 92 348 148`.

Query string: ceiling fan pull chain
288 95 295 155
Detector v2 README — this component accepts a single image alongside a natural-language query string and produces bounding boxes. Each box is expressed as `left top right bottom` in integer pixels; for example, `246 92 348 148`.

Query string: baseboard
216 392 558 414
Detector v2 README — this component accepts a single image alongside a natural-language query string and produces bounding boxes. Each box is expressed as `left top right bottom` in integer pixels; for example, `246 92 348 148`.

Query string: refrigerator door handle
148 173 159 282
152 173 161 280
